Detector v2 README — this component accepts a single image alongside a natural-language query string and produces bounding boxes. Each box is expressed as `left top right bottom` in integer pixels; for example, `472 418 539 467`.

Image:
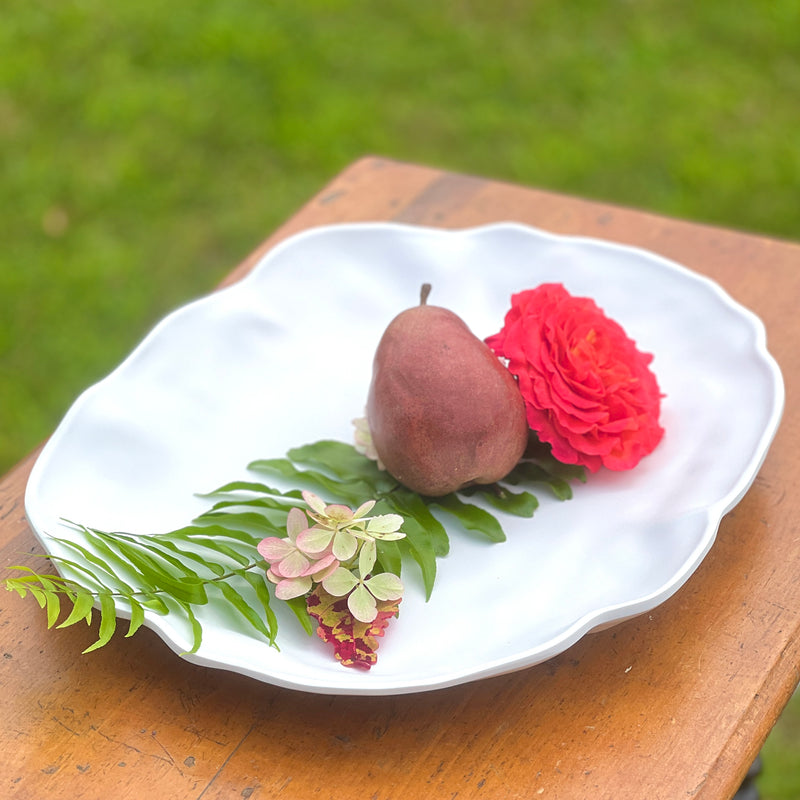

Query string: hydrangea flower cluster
257 490 405 624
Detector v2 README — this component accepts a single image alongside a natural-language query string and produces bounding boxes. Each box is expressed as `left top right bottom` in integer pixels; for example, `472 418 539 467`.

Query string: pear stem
420 283 432 306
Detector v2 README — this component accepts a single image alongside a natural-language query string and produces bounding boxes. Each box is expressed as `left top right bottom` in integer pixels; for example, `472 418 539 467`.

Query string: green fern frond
5 439 583 656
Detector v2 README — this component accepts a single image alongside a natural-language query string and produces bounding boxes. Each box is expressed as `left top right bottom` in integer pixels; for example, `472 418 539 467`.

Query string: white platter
25 222 784 695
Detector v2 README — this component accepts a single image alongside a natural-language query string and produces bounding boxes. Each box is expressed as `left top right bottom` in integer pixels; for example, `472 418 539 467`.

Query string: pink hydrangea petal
296 526 334 554
310 559 340 582
301 490 327 515
257 537 295 562
286 506 309 540
301 552 338 577
275 576 312 601
266 567 281 585
323 504 355 523
274 548 311 579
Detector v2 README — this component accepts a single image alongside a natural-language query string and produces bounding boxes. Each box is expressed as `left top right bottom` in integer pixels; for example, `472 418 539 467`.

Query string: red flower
485 283 664 472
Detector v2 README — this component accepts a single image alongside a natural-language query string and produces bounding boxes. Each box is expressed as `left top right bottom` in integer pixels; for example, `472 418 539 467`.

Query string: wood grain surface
2 157 799 800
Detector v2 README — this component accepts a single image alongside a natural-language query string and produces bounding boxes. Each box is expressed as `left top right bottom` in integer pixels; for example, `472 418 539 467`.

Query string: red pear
366 284 529 496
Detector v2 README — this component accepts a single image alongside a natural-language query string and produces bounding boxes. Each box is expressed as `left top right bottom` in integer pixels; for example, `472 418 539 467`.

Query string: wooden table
2 157 798 800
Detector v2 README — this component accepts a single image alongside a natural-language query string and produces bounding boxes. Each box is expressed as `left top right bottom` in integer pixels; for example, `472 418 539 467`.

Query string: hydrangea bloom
322 539 404 623
295 490 404 561
257 506 338 600
257 490 406 666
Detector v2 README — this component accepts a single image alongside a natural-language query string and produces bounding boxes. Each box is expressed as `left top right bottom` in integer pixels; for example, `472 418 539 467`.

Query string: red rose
485 283 664 472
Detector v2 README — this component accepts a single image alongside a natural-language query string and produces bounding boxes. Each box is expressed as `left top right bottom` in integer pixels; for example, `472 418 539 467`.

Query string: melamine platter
25 222 784 695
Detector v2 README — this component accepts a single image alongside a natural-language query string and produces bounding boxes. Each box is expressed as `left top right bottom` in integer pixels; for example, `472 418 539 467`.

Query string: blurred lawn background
2 1 798 795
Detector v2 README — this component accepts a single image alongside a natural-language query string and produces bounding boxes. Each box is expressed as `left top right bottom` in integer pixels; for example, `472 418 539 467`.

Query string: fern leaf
125 597 146 638
56 587 95 629
176 600 203 655
83 592 118 654
217 579 275 643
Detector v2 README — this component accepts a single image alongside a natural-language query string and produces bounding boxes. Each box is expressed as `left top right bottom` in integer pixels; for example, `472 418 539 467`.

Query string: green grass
3 1 800 473
760 691 800 800
1 0 798 790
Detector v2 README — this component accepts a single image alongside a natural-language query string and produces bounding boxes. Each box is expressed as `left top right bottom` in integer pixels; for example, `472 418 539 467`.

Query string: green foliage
5 521 278 655
238 440 581 600
4 440 581 652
